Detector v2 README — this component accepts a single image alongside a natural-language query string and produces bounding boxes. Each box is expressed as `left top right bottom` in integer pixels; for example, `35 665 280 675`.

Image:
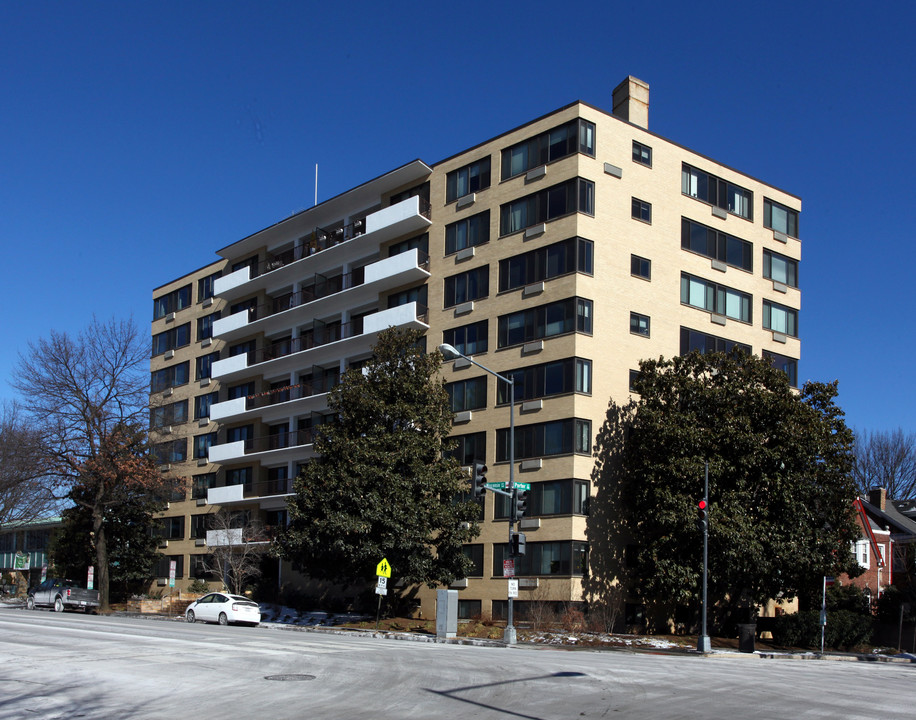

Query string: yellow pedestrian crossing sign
376 558 392 578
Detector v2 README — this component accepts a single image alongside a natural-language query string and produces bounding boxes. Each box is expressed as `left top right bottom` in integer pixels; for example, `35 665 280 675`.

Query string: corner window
763 350 798 387
501 119 596 181
632 140 652 167
498 237 593 292
631 198 652 223
497 297 592 348
153 285 192 320
763 300 798 337
499 178 594 236
445 211 490 255
446 157 491 203
764 198 799 238
630 312 650 337
497 357 592 404
496 418 591 461
631 255 651 280
763 249 799 288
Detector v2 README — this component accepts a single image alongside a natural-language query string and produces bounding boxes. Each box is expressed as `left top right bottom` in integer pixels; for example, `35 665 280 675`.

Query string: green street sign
485 482 531 491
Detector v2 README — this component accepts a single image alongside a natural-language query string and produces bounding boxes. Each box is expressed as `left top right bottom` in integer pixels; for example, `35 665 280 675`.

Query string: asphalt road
0 607 912 719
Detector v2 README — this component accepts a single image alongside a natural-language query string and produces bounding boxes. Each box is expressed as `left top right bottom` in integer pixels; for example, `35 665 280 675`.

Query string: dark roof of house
860 498 916 537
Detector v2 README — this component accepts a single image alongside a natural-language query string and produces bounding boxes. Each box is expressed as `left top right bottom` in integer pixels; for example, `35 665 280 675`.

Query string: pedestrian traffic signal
472 461 488 499
511 531 526 557
697 499 708 532
513 487 529 522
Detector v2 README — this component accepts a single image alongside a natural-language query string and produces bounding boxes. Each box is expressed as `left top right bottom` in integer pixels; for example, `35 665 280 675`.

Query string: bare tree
852 428 916 500
200 509 268 595
0 403 58 525
11 317 174 610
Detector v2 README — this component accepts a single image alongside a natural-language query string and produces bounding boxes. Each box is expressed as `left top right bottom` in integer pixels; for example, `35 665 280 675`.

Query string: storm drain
264 674 316 682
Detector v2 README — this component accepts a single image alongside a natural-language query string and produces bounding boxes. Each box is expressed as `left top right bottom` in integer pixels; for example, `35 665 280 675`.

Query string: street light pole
439 343 516 644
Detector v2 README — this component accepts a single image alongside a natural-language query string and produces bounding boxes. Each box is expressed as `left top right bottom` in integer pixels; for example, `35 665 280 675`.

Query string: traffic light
511 531 526 557
472 461 488 499
697 499 708 532
512 487 529 522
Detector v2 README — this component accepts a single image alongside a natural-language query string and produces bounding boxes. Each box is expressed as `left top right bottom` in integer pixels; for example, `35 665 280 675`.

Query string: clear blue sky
1 1 913 435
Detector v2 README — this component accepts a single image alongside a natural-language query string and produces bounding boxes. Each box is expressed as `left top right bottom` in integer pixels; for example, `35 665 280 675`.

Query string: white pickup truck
27 578 100 612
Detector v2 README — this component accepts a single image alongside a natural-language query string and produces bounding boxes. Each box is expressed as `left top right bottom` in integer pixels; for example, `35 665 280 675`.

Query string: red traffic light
698 500 707 510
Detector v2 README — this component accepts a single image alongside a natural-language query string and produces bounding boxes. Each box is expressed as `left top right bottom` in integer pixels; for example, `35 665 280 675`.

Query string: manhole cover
264 674 316 682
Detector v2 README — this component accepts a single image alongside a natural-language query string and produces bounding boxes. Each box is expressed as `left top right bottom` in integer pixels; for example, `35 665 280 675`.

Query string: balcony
211 301 428 383
211 374 337 424
208 427 320 465
213 248 430 343
206 478 296 510
215 196 432 301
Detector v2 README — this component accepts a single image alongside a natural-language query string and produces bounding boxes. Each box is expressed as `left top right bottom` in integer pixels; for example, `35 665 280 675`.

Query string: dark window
497 297 592 348
495 479 588 518
681 218 753 272
498 237 593 292
197 312 221 341
461 544 484 577
388 233 429 257
680 273 752 323
390 181 430 206
493 541 588 576
682 163 753 220
763 249 799 288
763 300 798 337
152 323 191 356
159 516 185 540
446 376 488 412
198 272 221 302
226 467 252 490
631 198 652 223
196 352 220 381
149 399 188 429
630 312 650 337
448 432 486 467
501 119 596 180
499 178 595 235
764 198 799 238
443 321 488 356
192 473 216 500
194 392 219 420
458 600 482 619
388 284 428 309
153 439 187 464
444 266 489 308
445 211 490 255
763 350 798 387
679 327 751 356
191 514 210 539
153 285 192 320
631 255 651 280
156 555 184 579
628 369 641 392
496 418 591 461
632 140 652 167
447 157 491 202
193 432 217 459
151 362 190 393
227 425 253 443
497 357 591 404
227 382 254 401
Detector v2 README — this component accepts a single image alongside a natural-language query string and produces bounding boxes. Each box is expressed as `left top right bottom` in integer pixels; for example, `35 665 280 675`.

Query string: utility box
436 589 458 639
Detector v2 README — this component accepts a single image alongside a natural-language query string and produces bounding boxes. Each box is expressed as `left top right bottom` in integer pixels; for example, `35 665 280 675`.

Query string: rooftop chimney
869 487 887 511
612 76 650 129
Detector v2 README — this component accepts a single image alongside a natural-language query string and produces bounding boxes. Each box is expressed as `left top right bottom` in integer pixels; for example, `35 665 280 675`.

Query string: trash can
737 623 756 653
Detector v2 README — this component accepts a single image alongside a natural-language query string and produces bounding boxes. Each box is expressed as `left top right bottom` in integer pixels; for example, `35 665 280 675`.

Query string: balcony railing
243 374 340 412
251 198 432 279
230 426 320 457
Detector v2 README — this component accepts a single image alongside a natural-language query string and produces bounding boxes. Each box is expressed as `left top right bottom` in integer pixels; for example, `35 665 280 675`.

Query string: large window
446 376 488 412
493 541 588 576
156 555 184 579
496 418 591 461
681 218 753 272
679 327 751 356
680 273 752 323
499 178 595 236
495 479 588 518
192 473 216 500
153 285 191 320
498 237 593 292
681 164 753 220
196 352 220 381
498 297 592 348
193 432 217 459
152 323 191 356
197 312 221 341
461 544 484 577
498 358 591 404
763 350 798 387
501 119 596 180
444 266 489 308
198 272 220 303
445 211 490 255
443 320 488 356
150 400 188 429
225 467 252 489
764 198 799 238
388 232 429 257
153 439 187 464
763 300 798 337
159 516 185 540
763 249 799 288
446 157 491 202
448 432 486 467
194 391 219 420
151 362 190 393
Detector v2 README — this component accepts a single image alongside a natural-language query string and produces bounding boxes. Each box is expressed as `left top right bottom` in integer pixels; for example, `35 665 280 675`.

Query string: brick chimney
869 487 887 511
612 76 650 129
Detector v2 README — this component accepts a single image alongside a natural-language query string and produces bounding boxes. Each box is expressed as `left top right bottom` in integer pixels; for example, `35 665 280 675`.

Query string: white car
185 592 261 626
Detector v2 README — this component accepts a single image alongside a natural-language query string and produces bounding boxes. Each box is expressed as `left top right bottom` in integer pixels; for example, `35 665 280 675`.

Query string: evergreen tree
277 328 480 591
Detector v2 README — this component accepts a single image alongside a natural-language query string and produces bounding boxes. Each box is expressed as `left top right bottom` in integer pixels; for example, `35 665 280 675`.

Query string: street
0 608 912 719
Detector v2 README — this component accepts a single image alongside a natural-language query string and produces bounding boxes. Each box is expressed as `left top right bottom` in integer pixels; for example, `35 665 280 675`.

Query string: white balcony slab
213 310 250 337
214 266 252 296
208 440 247 463
207 485 244 505
212 353 249 380
210 397 247 422
207 527 243 547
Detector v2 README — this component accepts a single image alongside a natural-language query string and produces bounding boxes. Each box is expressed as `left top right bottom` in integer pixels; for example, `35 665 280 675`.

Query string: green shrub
771 610 872 650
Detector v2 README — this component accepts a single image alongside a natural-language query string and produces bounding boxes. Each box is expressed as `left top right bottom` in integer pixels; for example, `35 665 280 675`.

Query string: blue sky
1 1 913 435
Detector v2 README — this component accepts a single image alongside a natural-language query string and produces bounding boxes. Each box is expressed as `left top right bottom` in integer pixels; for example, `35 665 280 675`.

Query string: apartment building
150 77 801 616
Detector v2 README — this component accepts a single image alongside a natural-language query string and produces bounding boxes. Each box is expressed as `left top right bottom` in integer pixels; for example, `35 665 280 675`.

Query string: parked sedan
185 592 261 626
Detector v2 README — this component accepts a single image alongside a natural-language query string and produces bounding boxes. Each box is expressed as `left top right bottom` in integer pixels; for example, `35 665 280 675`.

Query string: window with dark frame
497 357 592 404
681 217 753 272
496 418 591 461
681 163 753 220
444 266 489 308
443 320 488 356
632 140 652 167
153 285 192 320
763 249 799 287
497 297 593 348
680 273 752 323
445 211 490 255
764 198 799 238
630 312 650 337
446 157 491 203
763 350 798 387
679 327 751 356
499 178 595 236
631 197 652 223
447 432 486 467
498 237 593 292
446 376 488 413
152 323 191 356
501 119 596 180
631 255 651 280
763 300 798 337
